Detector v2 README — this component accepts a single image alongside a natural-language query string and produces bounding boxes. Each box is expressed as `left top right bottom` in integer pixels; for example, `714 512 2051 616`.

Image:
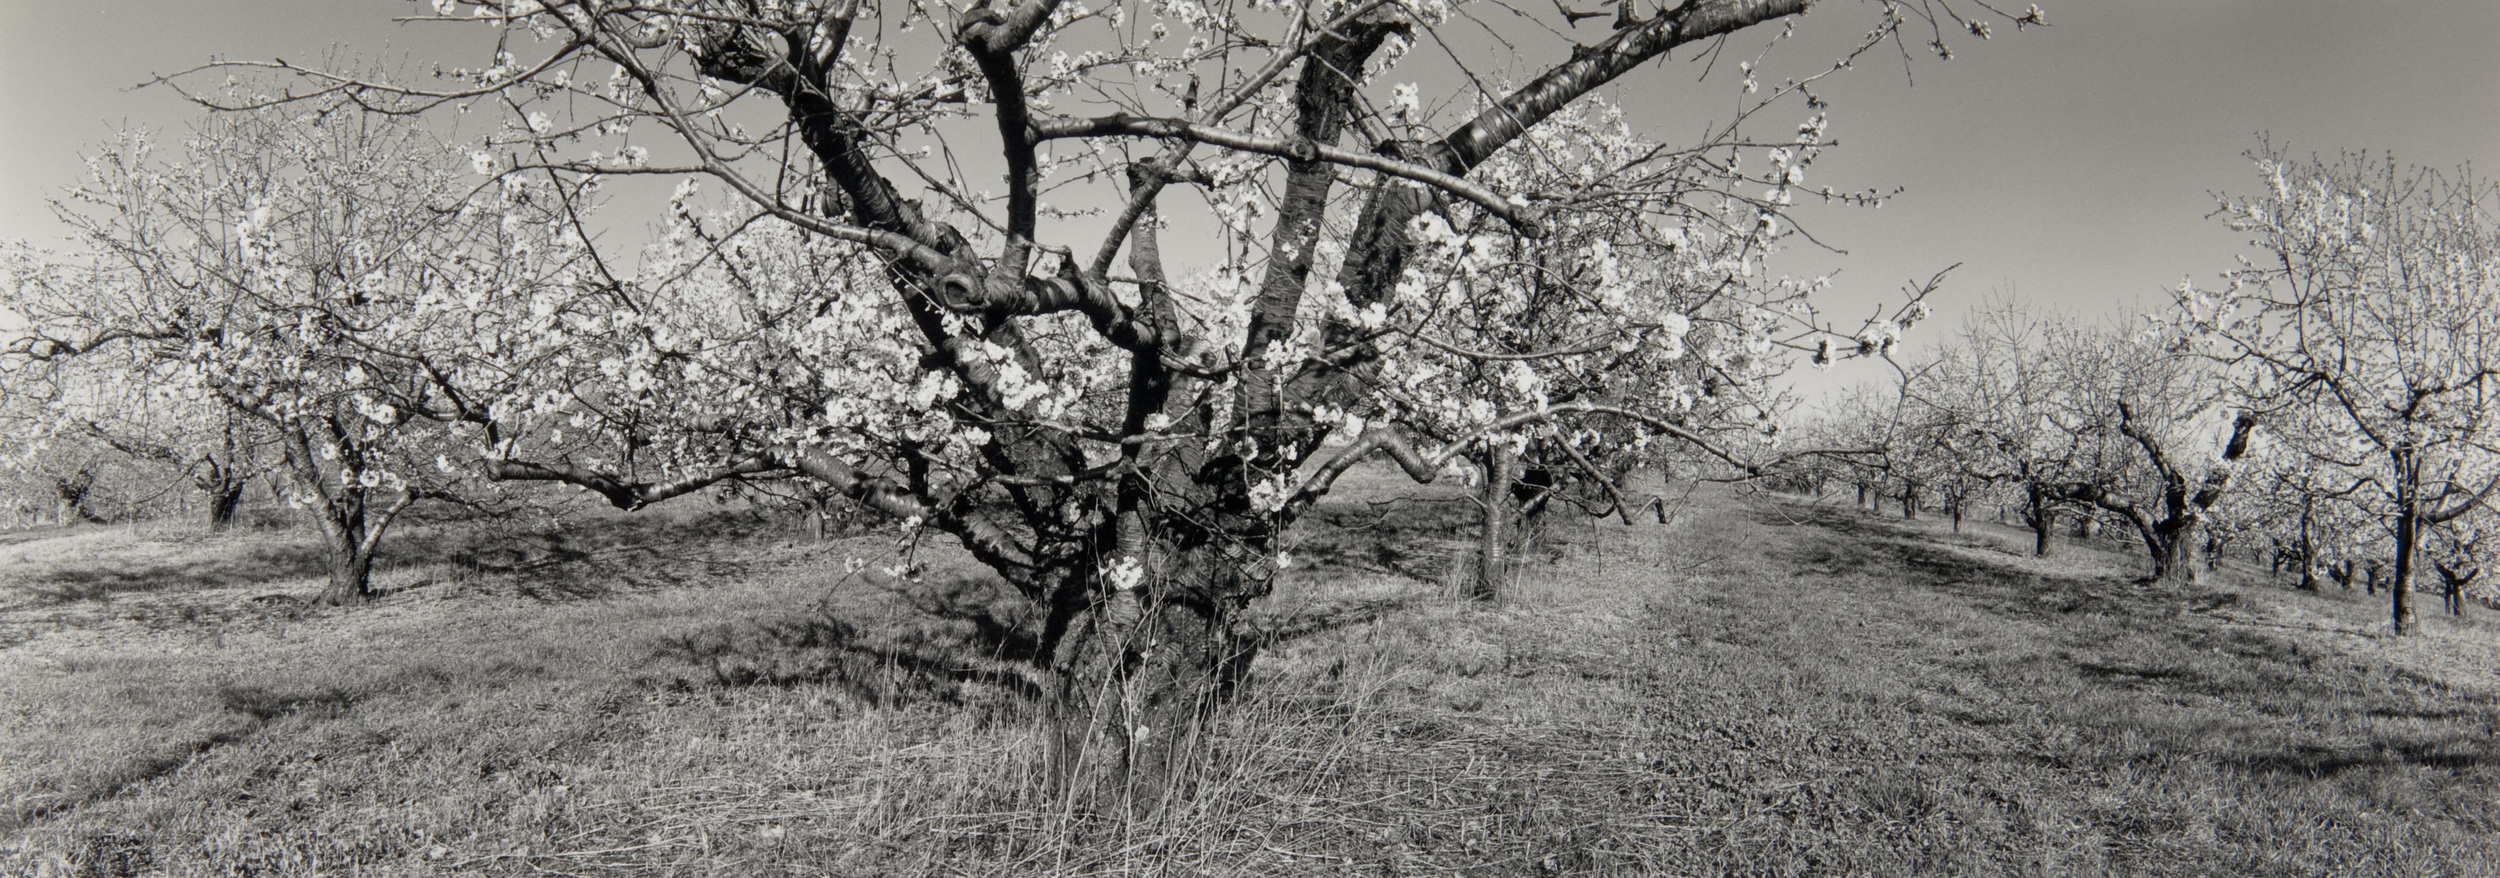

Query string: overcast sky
5 0 2495 403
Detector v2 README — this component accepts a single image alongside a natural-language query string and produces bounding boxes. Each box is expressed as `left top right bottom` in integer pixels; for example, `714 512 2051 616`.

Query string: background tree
2032 319 2256 586
4 107 585 603
2180 145 2500 634
1368 98 1885 598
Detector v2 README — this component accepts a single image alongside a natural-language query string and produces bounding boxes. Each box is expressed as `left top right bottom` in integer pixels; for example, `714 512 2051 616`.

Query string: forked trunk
205 482 245 532
2131 510 2199 587
319 545 379 606
2434 562 2475 617
2146 526 2197 586
311 497 380 606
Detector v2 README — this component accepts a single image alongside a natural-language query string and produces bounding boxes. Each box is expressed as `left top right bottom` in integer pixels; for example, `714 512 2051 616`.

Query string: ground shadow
396 506 795 602
4 504 806 612
1755 502 2216 628
8 539 335 607
0 685 358 836
642 565 1431 711
2231 741 2494 779
1750 498 2500 789
646 574 1047 706
1294 496 1475 585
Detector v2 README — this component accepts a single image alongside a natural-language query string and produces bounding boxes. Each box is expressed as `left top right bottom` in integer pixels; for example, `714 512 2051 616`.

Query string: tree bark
2026 484 2055 557
1473 444 1514 602
319 541 379 606
2295 499 2321 591
2434 561 2475 617
54 469 106 525
2391 453 2420 635
206 483 244 532
2144 519 2197 587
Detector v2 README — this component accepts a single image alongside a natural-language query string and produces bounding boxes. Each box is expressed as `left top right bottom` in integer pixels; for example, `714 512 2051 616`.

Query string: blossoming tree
165 0 2038 800
2180 145 2500 634
4 108 587 604
2030 319 2257 586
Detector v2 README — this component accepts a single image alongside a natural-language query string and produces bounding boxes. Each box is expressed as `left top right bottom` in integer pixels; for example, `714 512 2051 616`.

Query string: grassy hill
4 478 2497 876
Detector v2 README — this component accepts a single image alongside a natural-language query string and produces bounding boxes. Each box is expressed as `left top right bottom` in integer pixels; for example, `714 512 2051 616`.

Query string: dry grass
3 478 2497 876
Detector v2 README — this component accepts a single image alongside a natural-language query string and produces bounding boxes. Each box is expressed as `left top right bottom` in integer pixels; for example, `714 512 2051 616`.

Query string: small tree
2182 145 2500 634
5 107 583 603
1901 297 2083 554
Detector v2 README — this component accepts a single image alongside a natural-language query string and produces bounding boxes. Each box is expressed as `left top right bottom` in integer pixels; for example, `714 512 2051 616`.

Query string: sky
4 0 2496 404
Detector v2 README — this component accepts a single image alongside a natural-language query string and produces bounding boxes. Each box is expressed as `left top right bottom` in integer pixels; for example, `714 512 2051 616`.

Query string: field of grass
4 475 2498 876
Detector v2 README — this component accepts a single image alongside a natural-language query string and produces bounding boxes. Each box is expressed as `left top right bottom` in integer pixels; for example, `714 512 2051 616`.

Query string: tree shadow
215 683 363 722
402 508 790 602
1750 502 2212 626
1292 496 1476 585
1751 497 2500 799
644 574 1047 707
0 684 357 836
8 540 335 607
639 565 1430 711
2230 740 2494 778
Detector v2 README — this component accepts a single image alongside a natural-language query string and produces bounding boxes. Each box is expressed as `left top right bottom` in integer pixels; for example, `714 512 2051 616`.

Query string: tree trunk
202 416 251 533
2391 480 2419 635
205 481 244 532
2026 486 2055 557
311 492 379 606
2434 562 2475 617
1515 462 1555 558
1473 444 1514 602
318 542 379 605
1040 539 1262 816
55 470 106 525
2149 527 2196 586
2296 502 2320 591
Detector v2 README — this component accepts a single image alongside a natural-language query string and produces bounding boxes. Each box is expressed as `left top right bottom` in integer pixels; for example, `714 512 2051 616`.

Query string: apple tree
169 0 2043 800
2180 146 2500 633
3 107 590 603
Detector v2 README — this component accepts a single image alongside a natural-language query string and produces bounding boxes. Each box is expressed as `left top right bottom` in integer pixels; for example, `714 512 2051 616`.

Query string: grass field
3 475 2497 876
